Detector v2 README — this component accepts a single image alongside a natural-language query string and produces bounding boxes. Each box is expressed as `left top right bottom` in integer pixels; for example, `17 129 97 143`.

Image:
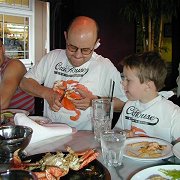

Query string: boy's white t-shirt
25 49 127 130
115 95 180 142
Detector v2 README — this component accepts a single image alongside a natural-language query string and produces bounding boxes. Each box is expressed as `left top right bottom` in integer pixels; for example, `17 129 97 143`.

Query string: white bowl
28 116 51 125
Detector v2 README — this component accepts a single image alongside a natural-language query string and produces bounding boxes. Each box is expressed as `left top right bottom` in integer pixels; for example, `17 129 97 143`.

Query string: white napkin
14 113 76 144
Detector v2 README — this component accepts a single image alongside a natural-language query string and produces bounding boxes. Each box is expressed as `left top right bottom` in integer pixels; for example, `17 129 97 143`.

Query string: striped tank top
0 57 35 114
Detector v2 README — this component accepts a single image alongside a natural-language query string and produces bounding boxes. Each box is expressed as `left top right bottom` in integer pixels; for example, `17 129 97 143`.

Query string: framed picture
164 23 172 37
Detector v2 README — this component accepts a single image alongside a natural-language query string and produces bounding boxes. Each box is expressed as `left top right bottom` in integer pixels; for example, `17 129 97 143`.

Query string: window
0 0 30 9
1 15 29 59
0 0 34 69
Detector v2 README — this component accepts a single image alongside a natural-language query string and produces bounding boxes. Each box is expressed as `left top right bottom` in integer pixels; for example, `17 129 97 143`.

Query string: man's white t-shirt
115 95 180 142
25 49 127 130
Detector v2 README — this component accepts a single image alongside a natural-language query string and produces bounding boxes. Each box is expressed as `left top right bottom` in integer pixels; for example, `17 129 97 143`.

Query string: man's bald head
67 16 99 42
64 16 100 67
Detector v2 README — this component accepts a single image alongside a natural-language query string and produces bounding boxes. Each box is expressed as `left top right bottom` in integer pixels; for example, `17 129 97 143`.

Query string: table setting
0 109 109 179
0 105 180 180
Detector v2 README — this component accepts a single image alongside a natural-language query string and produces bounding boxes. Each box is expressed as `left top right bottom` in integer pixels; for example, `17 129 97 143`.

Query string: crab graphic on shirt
53 80 93 121
131 126 148 137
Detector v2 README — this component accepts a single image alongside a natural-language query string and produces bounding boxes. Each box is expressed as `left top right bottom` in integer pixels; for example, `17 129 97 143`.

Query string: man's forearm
91 96 125 112
113 97 125 112
20 77 50 99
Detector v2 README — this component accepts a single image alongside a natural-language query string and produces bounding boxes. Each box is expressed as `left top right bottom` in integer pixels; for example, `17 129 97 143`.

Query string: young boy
115 51 180 143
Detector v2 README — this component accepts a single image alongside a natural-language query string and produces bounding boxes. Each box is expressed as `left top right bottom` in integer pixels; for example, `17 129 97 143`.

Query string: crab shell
53 80 92 121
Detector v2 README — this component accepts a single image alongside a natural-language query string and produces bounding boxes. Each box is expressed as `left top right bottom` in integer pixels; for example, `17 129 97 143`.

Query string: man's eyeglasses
66 43 94 55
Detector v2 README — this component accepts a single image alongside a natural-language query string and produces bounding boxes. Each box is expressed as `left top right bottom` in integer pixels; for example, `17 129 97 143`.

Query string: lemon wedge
1 112 14 117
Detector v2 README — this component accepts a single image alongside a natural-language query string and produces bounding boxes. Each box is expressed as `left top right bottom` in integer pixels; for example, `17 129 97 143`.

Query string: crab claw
65 147 99 171
11 149 22 168
70 109 81 121
46 166 68 178
79 150 99 170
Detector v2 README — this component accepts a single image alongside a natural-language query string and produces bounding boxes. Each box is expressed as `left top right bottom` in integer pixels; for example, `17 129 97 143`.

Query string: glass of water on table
91 98 113 142
100 129 126 167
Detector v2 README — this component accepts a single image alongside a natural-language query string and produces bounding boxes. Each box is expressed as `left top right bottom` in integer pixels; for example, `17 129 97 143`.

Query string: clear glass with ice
100 130 126 167
91 98 113 142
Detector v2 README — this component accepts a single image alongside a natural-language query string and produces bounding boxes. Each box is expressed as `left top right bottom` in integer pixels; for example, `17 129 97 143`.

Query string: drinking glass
100 129 126 167
91 98 113 142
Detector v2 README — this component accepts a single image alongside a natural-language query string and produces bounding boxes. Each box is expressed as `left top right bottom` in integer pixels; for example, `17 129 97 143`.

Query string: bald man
20 16 127 130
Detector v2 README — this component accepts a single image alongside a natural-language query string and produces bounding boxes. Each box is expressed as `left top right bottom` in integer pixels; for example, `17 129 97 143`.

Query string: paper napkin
14 113 76 144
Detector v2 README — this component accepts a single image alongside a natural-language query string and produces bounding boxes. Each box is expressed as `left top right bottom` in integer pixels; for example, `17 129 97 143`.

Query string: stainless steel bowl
0 125 33 162
0 169 37 180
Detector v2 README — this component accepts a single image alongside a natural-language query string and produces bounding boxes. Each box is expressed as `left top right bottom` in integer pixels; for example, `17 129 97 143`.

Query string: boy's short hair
123 51 167 91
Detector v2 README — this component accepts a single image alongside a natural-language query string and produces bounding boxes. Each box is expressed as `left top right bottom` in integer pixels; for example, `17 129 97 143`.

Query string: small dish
0 125 33 163
1 109 30 125
28 116 52 125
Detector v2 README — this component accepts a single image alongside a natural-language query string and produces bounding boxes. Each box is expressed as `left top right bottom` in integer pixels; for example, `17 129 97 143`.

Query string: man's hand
44 88 63 112
71 88 97 110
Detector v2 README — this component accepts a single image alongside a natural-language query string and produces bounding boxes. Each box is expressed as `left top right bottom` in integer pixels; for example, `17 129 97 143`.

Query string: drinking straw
110 80 115 102
109 80 115 120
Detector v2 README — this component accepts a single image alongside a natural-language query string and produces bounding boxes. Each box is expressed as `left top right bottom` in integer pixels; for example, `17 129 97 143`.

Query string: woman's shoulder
4 58 26 75
7 58 26 69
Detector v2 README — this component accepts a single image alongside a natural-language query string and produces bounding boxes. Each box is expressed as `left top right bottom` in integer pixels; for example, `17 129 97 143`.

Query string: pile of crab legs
11 146 99 180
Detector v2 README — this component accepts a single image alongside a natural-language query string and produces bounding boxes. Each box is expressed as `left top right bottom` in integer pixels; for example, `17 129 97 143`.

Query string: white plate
124 137 173 161
131 165 180 180
28 116 52 125
173 142 180 159
1 109 30 116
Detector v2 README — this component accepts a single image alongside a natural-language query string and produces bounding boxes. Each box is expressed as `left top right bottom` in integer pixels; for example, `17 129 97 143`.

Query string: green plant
119 0 180 53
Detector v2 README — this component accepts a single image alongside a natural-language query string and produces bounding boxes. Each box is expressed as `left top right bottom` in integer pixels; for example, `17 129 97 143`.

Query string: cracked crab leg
79 151 99 169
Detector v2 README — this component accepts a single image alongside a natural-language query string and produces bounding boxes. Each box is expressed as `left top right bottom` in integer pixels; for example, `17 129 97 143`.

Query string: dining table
23 130 180 180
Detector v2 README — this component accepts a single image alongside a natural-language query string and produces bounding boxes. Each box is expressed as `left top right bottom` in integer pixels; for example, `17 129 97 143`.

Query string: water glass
93 117 112 142
91 98 113 142
100 130 126 167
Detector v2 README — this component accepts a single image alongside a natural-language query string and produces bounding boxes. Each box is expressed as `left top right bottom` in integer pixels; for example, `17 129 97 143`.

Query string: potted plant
119 0 180 53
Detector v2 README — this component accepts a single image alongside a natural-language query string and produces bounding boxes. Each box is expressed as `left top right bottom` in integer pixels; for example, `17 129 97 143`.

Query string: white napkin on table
14 113 75 144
